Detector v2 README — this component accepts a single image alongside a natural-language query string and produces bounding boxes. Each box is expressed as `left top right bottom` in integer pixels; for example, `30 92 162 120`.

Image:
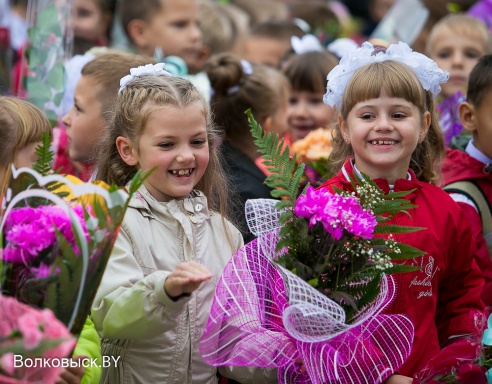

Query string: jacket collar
339 158 421 199
128 185 210 220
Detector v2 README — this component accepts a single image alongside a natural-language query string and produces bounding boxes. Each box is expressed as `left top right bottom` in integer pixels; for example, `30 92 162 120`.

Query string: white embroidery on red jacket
409 256 440 299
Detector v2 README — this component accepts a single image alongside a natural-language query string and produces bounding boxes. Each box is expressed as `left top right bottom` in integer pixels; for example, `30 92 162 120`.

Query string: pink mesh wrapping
200 199 415 383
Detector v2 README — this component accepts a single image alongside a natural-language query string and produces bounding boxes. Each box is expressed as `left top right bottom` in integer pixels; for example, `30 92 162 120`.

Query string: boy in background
242 20 304 68
118 0 201 71
442 53 492 306
61 52 153 178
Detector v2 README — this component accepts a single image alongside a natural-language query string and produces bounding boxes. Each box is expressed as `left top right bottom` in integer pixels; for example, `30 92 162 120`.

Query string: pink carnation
294 186 377 240
17 314 43 351
1 353 15 376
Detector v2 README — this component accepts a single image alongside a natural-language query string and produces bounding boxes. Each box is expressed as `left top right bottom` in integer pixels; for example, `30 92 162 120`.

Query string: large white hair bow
323 41 449 109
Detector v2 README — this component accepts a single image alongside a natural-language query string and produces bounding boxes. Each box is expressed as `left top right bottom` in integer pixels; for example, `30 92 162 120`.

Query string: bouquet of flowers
0 137 147 336
0 295 76 384
199 111 424 383
291 127 332 187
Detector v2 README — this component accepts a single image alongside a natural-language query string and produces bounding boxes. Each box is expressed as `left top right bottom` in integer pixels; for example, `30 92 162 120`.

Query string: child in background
194 0 236 71
0 96 102 384
242 20 305 67
320 43 484 381
92 65 275 383
61 51 153 180
281 50 339 144
118 0 201 71
205 53 289 242
73 0 115 49
426 13 491 146
442 54 492 306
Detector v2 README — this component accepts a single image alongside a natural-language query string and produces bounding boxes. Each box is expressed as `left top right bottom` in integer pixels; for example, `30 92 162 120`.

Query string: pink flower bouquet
0 295 76 384
1 165 147 336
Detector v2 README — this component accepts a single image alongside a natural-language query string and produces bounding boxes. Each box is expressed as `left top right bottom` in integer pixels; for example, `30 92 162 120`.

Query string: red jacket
442 148 492 306
319 159 484 377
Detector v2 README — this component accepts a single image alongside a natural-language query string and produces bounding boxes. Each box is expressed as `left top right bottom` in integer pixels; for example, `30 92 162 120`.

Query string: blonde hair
426 13 492 55
198 0 235 55
0 96 52 194
329 60 445 184
96 75 234 220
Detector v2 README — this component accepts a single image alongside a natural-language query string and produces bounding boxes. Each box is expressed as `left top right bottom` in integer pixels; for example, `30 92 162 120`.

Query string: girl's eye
192 139 206 146
74 104 82 113
159 143 173 149
288 97 299 105
360 114 373 120
392 113 406 119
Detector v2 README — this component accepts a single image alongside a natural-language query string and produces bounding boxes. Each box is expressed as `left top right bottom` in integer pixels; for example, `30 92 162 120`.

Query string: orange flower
291 128 332 161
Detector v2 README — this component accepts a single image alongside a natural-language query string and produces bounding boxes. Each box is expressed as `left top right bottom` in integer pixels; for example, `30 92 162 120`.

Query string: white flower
291 34 323 55
119 63 172 93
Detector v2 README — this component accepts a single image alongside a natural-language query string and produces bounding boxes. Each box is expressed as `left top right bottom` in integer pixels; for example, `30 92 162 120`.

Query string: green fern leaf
32 132 54 176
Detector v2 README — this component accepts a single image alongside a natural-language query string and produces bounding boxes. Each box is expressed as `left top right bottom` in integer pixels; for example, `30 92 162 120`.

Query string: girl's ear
458 102 476 133
338 115 350 144
419 111 431 142
116 136 138 166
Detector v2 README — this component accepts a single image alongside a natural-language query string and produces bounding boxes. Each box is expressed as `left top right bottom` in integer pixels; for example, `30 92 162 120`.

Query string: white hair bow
119 63 172 93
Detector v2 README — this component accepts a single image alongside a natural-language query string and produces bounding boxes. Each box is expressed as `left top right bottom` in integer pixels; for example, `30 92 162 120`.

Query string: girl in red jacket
320 42 485 383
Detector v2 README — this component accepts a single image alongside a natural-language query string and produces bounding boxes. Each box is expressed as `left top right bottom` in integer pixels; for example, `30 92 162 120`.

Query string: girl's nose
374 115 393 131
289 100 308 118
176 146 195 162
61 110 71 128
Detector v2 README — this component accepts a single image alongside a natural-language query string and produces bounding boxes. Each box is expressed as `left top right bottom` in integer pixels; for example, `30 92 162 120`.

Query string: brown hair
81 51 155 123
205 53 286 141
0 96 52 193
249 20 305 41
329 60 445 184
282 50 338 93
426 13 492 55
96 75 233 220
466 53 492 107
118 0 163 42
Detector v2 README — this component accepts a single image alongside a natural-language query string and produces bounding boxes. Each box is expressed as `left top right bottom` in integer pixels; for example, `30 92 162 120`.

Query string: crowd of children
1 0 492 383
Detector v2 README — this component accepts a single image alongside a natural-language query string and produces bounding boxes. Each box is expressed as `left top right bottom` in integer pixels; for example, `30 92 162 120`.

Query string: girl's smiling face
118 102 209 202
340 96 430 184
287 90 335 142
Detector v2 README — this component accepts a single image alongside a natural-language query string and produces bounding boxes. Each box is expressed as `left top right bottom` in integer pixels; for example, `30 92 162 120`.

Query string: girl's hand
164 261 212 299
385 374 413 384
54 356 86 384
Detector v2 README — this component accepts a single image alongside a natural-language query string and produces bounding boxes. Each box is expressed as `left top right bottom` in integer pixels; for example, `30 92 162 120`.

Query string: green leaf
32 132 54 176
374 224 426 235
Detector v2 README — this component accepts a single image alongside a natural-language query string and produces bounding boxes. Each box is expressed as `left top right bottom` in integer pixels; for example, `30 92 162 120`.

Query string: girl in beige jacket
92 66 277 383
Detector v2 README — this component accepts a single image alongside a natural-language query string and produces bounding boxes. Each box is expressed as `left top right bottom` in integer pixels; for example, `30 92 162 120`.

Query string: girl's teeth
371 140 396 145
171 169 192 175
